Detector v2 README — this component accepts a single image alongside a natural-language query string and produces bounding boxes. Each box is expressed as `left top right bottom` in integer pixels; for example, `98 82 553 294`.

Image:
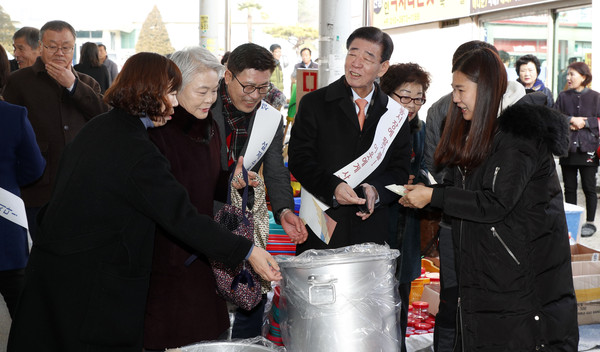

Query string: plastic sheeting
579 324 600 351
275 243 401 351
167 336 285 352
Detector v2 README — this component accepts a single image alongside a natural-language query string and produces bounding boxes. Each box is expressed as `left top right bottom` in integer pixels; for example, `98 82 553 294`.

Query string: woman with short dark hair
555 61 600 237
515 54 553 106
7 52 281 352
380 62 431 352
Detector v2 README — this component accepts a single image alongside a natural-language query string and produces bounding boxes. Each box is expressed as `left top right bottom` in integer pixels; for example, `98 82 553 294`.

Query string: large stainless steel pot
169 341 279 351
276 243 401 352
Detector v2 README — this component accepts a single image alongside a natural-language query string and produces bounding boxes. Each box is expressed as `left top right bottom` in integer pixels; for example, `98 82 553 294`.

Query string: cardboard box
571 243 600 262
571 261 600 325
420 284 440 316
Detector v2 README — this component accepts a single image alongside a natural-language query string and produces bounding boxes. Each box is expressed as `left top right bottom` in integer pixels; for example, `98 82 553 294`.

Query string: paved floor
1 178 600 351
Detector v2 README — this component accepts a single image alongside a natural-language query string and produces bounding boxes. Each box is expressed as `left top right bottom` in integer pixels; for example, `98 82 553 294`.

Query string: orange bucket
409 277 430 303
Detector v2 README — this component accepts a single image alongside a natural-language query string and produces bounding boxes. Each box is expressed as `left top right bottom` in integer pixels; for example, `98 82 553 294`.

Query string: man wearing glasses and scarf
211 43 308 339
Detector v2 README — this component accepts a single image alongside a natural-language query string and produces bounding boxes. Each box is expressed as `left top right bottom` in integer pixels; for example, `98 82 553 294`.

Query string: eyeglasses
43 44 74 54
232 73 271 95
393 92 426 105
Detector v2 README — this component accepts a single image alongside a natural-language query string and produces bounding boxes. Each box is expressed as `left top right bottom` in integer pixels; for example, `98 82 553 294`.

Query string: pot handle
308 275 337 305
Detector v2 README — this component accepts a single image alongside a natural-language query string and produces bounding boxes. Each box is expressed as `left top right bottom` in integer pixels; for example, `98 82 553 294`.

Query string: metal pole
225 0 231 52
318 0 352 87
199 0 219 53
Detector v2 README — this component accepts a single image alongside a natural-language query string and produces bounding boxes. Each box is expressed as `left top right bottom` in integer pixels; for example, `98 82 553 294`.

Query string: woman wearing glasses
380 63 431 352
400 48 578 351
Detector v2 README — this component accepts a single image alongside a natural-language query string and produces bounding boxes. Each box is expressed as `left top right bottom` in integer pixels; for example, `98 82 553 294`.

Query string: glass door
553 6 593 94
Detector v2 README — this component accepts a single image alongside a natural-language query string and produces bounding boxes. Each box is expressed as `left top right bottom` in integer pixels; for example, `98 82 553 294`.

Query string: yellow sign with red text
372 0 469 28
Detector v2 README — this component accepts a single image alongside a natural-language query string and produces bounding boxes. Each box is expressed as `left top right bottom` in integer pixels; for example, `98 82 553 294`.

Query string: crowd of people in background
0 17 597 352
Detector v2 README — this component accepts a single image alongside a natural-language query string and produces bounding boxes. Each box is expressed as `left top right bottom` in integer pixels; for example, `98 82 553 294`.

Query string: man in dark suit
3 20 107 240
288 26 411 254
210 42 307 338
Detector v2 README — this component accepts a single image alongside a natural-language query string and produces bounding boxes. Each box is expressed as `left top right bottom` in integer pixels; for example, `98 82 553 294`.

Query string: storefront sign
371 0 564 27
470 0 560 14
372 0 470 28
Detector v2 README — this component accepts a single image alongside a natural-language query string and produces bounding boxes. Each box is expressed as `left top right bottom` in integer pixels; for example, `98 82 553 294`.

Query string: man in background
11 27 41 71
3 20 108 240
98 43 118 84
268 43 285 91
291 47 318 86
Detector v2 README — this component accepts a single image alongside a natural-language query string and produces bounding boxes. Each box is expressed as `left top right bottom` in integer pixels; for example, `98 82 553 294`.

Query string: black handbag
210 166 262 310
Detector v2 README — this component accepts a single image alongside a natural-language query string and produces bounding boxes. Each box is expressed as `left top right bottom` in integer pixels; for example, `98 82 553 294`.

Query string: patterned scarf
220 79 255 167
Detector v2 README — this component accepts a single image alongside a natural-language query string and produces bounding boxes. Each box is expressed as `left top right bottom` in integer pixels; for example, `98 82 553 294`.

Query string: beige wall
385 18 476 121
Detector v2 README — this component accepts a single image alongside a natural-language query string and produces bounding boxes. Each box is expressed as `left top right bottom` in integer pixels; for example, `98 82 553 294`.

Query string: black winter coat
430 104 578 351
7 109 252 352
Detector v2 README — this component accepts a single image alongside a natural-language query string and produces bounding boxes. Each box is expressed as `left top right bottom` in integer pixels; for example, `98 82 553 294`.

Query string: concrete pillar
199 0 219 53
318 0 352 87
593 0 598 90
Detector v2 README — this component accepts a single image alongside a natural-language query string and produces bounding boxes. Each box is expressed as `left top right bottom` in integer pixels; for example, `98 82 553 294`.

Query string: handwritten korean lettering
0 203 13 215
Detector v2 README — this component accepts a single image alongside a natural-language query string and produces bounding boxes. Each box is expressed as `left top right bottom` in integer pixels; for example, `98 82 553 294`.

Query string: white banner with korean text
243 100 281 171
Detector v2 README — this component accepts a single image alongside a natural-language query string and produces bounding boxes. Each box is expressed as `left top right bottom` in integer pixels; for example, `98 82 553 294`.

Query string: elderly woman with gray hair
143 47 233 350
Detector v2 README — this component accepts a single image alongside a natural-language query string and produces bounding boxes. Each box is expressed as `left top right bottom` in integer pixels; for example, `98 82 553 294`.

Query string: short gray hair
170 47 224 90
13 27 40 49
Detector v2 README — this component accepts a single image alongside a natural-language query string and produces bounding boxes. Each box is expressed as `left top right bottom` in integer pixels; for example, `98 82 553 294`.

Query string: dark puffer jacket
430 103 579 351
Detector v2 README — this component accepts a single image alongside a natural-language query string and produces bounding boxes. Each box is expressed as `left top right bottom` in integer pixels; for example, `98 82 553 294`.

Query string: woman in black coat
401 48 578 351
7 52 281 352
74 42 111 93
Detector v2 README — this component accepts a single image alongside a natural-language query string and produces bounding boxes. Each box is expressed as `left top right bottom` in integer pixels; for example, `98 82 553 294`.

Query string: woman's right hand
248 246 282 282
